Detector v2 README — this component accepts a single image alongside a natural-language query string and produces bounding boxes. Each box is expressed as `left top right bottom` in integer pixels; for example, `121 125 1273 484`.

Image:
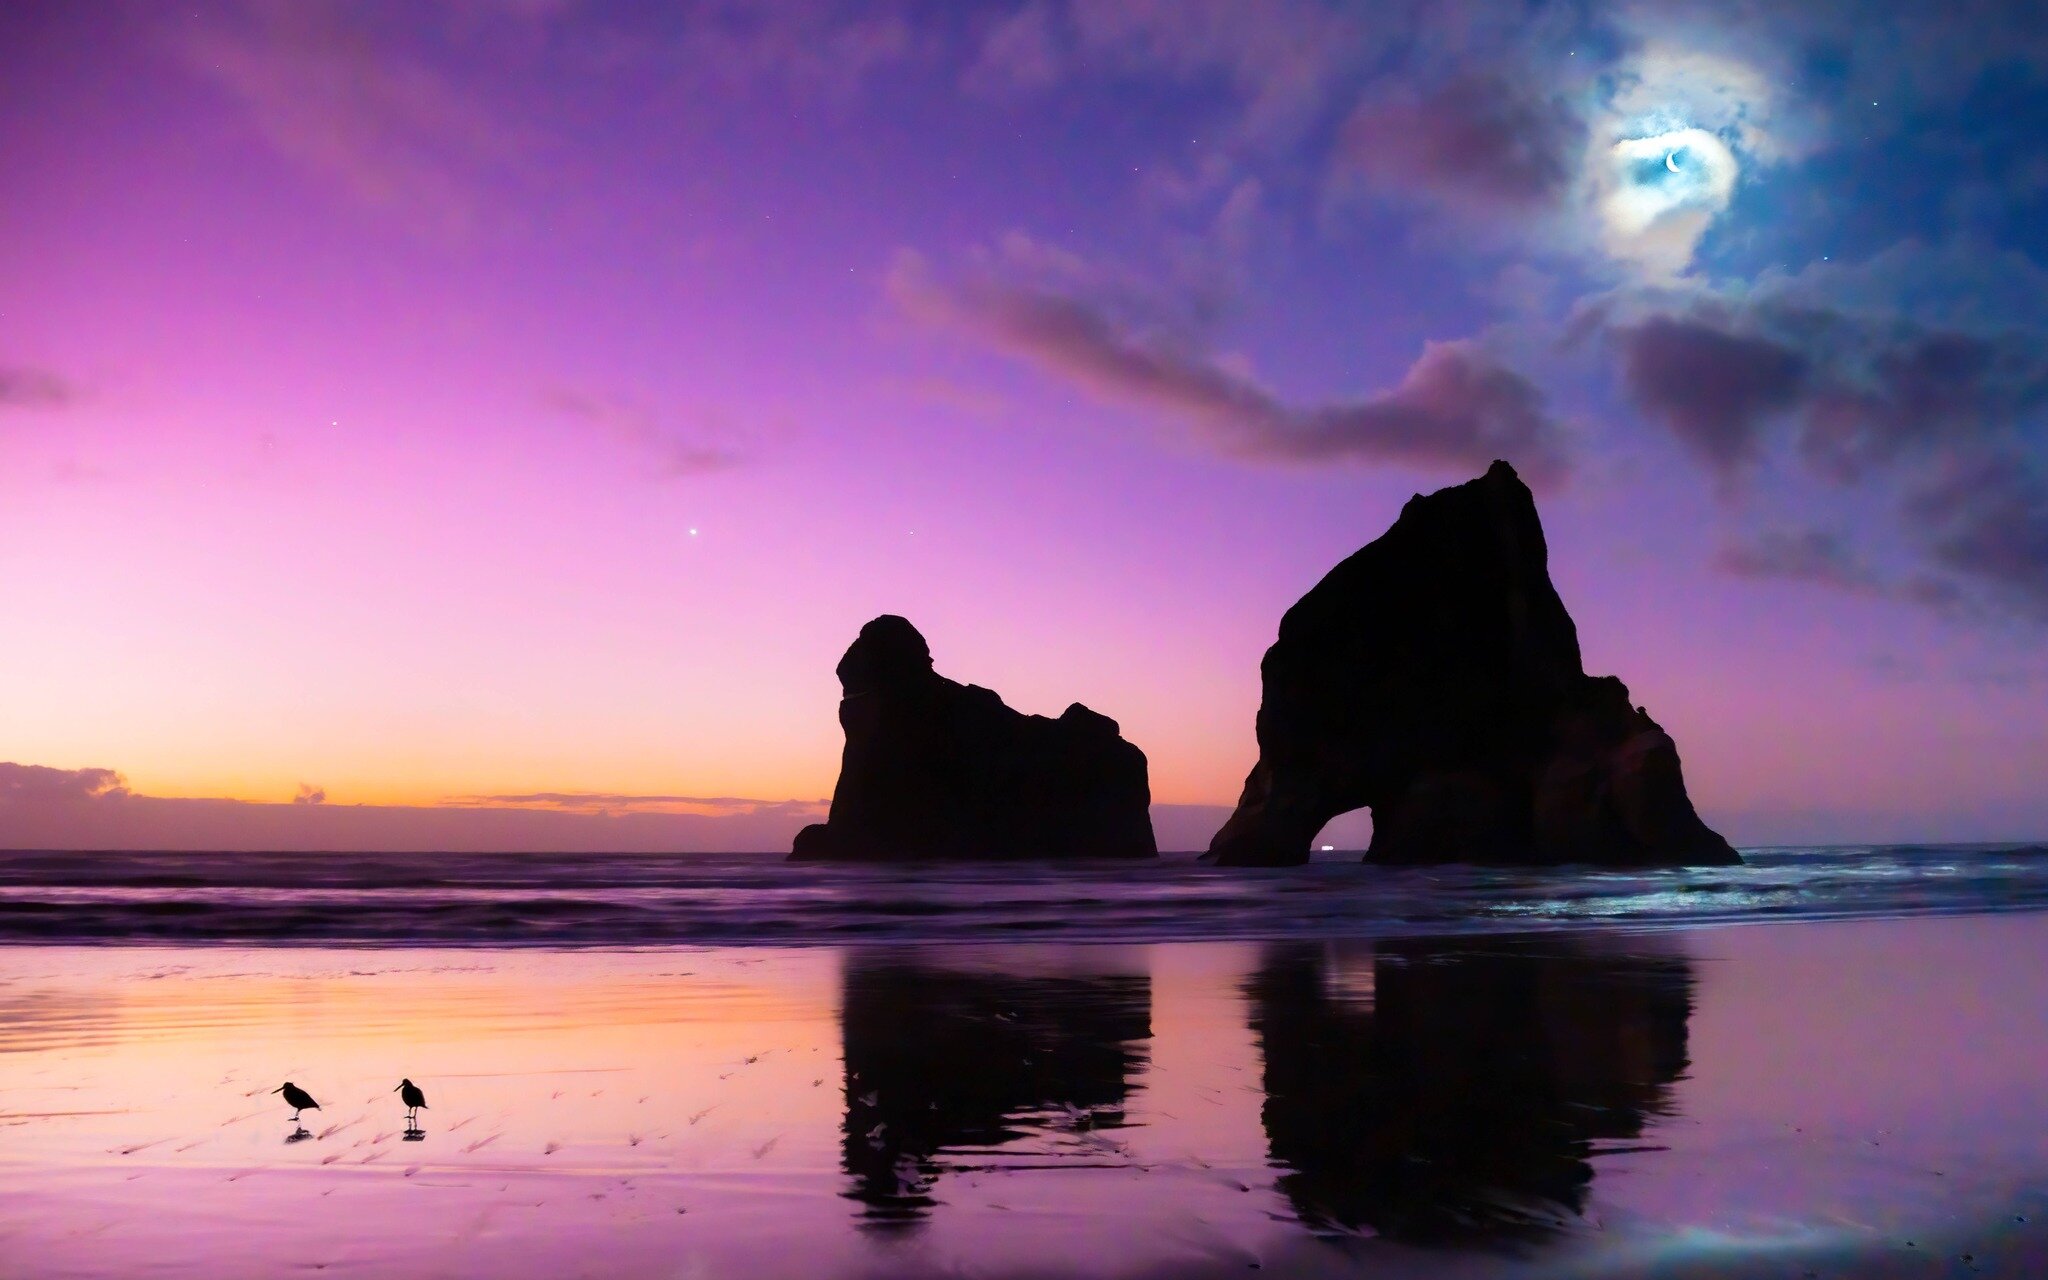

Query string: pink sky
3 3 2045 850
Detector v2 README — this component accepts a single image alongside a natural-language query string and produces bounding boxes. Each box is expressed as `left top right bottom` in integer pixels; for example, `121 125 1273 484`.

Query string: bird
273 1082 320 1123
395 1078 428 1126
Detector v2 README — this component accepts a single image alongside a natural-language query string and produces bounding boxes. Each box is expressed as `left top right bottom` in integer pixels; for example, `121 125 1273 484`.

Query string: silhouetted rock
1248 937 1695 1242
791 615 1157 861
1209 461 1738 867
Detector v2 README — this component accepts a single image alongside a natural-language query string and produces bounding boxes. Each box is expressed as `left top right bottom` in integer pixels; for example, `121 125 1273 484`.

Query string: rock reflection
836 950 1151 1228
1248 936 1693 1243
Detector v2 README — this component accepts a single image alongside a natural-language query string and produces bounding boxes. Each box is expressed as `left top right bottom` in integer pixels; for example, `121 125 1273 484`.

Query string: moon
1665 151 1681 173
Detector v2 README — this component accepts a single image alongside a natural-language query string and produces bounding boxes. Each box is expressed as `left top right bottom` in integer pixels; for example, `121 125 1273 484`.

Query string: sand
1 915 2044 1278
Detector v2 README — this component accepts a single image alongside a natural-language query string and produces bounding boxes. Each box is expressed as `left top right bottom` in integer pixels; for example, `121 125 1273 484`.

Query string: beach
3 911 2045 1278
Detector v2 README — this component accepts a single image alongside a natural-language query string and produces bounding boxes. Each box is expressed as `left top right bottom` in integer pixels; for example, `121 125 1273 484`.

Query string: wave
0 845 2043 947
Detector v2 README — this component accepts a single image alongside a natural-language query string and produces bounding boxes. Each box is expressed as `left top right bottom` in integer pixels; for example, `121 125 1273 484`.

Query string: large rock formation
1208 461 1738 868
791 615 1157 861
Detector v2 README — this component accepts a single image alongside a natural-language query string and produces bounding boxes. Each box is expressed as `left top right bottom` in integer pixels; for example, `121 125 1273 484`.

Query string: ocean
0 842 2044 945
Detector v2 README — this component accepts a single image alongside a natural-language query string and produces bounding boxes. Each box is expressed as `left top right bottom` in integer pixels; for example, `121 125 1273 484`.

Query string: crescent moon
1665 152 1681 173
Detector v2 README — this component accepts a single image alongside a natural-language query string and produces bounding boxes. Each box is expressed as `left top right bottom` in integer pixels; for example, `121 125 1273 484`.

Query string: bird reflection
836 951 1151 1228
1247 936 1694 1244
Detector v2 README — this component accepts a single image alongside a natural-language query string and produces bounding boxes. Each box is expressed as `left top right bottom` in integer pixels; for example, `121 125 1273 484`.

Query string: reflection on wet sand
1248 937 1693 1243
837 951 1151 1227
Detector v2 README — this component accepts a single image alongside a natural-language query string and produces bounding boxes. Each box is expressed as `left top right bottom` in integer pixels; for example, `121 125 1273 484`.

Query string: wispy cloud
447 792 826 817
889 243 1569 485
0 363 80 410
171 1 522 235
540 386 750 476
1714 527 1964 612
1336 71 1585 213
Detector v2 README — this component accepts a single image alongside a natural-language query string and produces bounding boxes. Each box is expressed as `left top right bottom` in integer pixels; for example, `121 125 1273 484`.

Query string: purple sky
3 1 2046 851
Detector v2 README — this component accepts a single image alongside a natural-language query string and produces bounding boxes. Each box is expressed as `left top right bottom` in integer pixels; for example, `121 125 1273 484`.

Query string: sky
3 0 2046 851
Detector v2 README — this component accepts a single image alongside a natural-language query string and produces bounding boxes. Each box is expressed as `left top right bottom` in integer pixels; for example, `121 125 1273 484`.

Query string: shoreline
1 913 2045 1276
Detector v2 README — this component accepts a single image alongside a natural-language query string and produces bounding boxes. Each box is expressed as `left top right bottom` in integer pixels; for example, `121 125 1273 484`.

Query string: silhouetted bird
273 1082 320 1123
395 1078 427 1125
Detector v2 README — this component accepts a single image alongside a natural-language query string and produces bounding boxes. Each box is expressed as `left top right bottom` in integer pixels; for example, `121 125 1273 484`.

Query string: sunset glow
4 3 2046 851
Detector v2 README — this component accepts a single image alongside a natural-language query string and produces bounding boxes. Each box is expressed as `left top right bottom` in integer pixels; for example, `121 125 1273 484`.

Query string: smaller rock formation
791 615 1157 861
1208 460 1738 868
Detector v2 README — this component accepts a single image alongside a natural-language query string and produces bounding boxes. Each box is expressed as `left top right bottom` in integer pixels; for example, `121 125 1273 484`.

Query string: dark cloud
890 249 1569 485
1610 314 1809 474
541 386 748 476
1714 527 1964 610
1597 280 2048 618
0 364 79 410
293 784 327 805
1602 293 2048 477
0 764 129 803
1715 527 1881 592
1905 455 2048 620
1337 72 1585 211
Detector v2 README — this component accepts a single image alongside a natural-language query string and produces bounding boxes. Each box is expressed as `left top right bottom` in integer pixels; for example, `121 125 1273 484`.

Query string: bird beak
271 1086 284 1093
392 1085 401 1092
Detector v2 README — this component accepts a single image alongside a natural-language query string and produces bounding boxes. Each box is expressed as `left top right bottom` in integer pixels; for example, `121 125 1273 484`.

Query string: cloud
172 1 521 235
0 364 79 410
1715 527 1882 592
0 764 829 852
1591 264 2048 618
0 764 129 804
662 1 930 98
449 791 827 816
1066 0 1369 149
1607 43 1793 162
964 2 1062 94
1905 455 2048 620
1603 295 2048 482
1610 312 1808 474
540 386 749 476
1594 127 1742 277
889 244 1569 484
1337 72 1585 212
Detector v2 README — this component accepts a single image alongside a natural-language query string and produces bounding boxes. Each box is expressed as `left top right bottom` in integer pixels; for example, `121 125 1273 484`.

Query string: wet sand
1 914 2044 1278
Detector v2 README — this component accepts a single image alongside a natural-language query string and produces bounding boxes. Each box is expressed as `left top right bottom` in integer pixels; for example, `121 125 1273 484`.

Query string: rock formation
791 615 1157 861
1207 460 1739 868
